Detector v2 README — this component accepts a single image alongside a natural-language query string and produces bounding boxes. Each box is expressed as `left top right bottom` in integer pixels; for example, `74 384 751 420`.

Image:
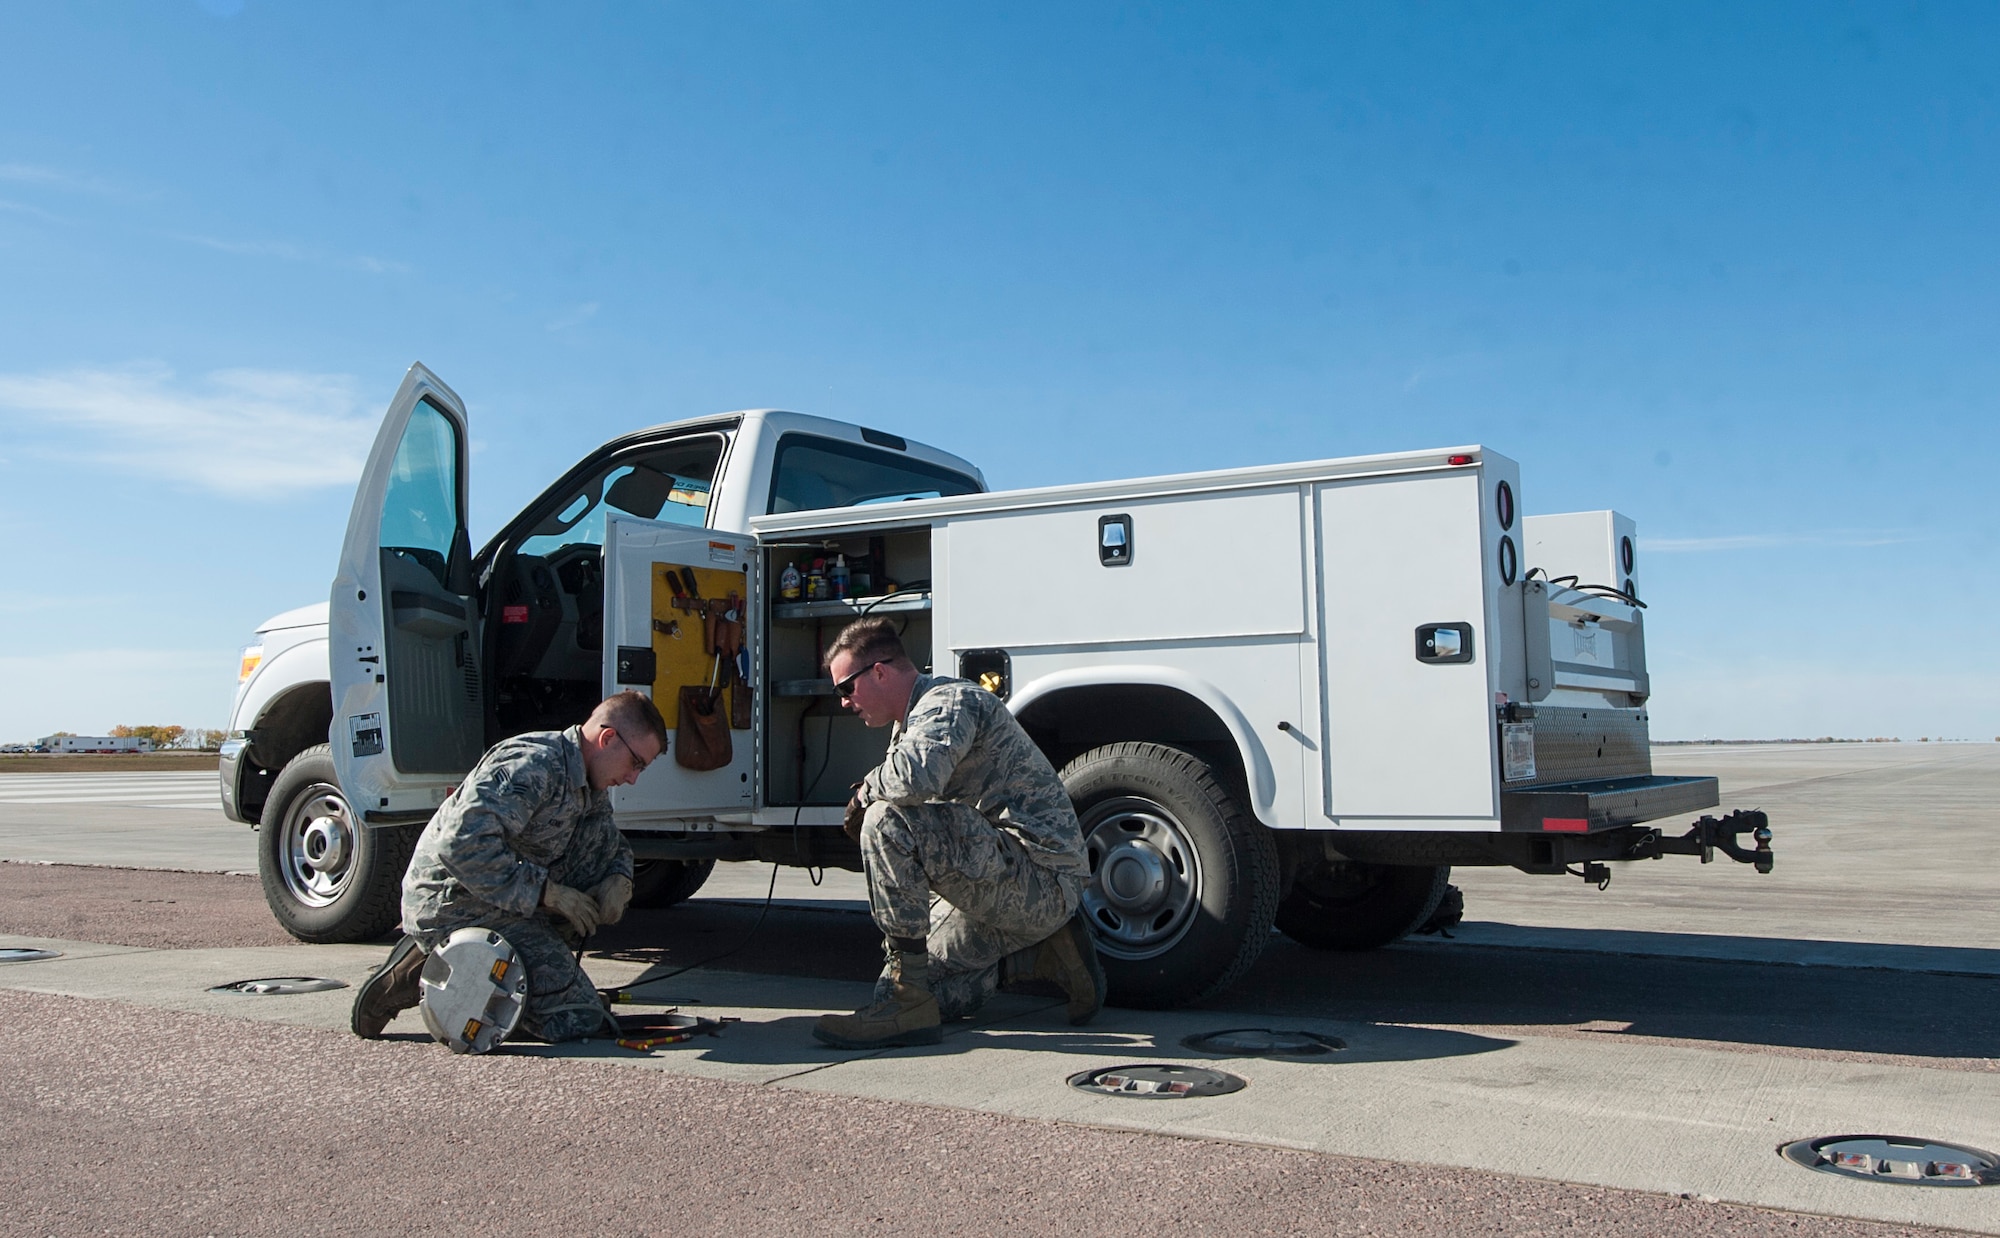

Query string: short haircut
595 690 669 751
824 617 911 673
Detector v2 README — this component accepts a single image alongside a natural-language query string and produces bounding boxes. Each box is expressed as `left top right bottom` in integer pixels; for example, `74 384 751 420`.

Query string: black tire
629 858 716 909
257 744 418 944
1061 742 1280 1009
1275 861 1451 951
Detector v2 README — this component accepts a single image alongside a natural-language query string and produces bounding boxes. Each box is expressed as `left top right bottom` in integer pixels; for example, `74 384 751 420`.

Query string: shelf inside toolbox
771 592 931 621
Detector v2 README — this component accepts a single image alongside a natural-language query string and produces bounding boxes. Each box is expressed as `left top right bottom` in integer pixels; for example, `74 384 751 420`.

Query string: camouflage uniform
402 725 631 1042
855 674 1088 1019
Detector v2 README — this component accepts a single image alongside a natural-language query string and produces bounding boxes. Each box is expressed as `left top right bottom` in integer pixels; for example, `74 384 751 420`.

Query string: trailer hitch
1634 809 1774 873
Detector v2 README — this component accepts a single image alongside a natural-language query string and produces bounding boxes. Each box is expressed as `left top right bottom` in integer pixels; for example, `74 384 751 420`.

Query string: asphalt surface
4 743 1998 1234
4 983 1958 1238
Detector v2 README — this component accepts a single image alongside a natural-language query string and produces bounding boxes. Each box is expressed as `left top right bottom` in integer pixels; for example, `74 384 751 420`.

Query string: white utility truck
222 363 1772 1007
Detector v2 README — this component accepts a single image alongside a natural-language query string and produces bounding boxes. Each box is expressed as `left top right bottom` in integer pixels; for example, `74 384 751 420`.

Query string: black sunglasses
833 659 888 698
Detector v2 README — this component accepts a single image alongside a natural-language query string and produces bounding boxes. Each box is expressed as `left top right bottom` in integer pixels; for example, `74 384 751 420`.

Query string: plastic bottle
829 554 850 600
808 558 827 600
780 560 802 601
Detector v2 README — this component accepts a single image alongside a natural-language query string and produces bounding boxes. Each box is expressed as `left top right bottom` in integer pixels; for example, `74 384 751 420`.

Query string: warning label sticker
1502 723 1536 783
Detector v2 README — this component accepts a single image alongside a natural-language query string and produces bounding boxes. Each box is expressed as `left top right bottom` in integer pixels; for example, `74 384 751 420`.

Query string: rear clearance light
1541 818 1589 833
1447 454 1475 466
238 645 264 683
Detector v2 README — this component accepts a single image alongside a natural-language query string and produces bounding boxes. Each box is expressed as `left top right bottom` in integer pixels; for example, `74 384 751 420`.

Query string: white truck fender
231 635 330 736
1008 665 1278 825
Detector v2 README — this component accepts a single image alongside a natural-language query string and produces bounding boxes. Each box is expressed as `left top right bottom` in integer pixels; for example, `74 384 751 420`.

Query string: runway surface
0 770 219 807
4 743 1996 1234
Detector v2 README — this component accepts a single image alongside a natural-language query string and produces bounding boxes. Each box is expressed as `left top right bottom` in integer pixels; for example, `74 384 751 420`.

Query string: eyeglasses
832 659 888 698
610 729 654 774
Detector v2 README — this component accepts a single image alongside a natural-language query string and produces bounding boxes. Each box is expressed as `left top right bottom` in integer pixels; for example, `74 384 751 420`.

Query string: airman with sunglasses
815 618 1104 1049
351 690 669 1044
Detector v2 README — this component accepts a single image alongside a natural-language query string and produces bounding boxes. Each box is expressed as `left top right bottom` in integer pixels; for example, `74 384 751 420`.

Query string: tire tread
1061 741 1280 1008
258 744 417 944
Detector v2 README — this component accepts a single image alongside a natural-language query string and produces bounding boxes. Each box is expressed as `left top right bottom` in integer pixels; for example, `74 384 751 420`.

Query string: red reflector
501 605 530 624
1542 818 1589 833
1447 454 1475 466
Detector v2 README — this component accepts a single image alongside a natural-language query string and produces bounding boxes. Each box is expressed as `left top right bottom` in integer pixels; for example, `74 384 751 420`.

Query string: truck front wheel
257 744 416 944
1061 743 1280 1009
1275 860 1450 951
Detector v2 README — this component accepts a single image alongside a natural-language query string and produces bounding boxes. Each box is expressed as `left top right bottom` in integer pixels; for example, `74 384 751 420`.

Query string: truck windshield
767 435 980 514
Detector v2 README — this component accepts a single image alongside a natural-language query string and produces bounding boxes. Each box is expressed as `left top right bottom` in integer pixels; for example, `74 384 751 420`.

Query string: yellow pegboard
650 561 748 727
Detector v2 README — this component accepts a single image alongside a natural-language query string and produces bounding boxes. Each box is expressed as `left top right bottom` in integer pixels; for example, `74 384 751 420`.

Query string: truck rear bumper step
1500 774 1719 833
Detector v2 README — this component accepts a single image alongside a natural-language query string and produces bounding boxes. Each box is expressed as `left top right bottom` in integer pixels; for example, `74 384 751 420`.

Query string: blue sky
1 1 1994 741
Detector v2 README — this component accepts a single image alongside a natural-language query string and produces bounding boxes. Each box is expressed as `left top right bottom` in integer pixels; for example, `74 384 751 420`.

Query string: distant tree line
109 725 228 750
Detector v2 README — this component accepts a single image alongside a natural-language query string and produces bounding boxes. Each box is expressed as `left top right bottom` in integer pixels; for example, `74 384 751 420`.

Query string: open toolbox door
330 364 483 822
602 515 759 821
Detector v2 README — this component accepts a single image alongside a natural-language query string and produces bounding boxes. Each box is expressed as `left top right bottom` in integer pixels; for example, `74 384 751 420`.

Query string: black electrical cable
602 860 784 997
1526 569 1646 609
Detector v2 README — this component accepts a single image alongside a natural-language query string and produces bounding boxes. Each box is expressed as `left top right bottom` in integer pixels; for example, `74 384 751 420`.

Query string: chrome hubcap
281 786 357 908
1080 797 1203 960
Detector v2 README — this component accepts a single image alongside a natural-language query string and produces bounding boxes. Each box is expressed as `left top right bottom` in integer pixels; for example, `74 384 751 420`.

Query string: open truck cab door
601 515 759 821
330 364 483 822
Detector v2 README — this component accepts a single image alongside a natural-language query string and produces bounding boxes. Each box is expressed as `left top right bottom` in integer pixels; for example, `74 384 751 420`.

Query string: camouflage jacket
857 674 1087 875
401 725 633 936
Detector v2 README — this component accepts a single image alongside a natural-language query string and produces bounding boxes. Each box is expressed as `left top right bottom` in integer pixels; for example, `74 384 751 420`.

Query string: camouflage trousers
861 800 1084 1020
406 815 624 1043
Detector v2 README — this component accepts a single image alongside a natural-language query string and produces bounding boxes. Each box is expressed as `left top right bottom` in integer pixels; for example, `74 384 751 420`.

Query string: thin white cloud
0 197 66 223
1645 532 1915 553
170 231 410 274
547 301 600 332
0 365 375 499
0 161 122 195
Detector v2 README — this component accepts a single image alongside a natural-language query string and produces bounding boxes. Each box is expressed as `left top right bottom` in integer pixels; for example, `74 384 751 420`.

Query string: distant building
38 735 155 754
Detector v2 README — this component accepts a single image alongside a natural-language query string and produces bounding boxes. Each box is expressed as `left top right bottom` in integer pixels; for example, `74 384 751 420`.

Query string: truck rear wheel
257 744 417 944
630 859 715 909
1275 860 1450 951
1061 743 1280 1009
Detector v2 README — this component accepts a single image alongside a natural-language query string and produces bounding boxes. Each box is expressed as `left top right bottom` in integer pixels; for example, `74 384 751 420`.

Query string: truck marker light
1448 454 1474 466
1542 818 1589 833
238 646 263 682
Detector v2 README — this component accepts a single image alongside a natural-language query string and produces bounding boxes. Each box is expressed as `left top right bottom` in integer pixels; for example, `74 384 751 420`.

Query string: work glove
591 873 635 926
540 880 602 938
843 782 868 842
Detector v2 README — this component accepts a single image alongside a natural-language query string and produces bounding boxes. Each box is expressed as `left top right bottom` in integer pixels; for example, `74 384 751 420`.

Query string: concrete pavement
3 925 1995 1233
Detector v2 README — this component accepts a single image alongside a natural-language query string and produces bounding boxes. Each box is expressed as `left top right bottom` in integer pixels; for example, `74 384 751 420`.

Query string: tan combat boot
1033 912 1107 1025
813 946 942 1049
350 935 427 1038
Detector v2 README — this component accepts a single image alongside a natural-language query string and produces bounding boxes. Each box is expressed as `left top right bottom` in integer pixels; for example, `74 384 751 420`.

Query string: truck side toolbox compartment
1500 774 1719 833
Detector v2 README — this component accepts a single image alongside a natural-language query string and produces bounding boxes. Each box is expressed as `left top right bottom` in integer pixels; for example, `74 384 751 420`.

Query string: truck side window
767 435 980 515
515 437 724 559
380 398 461 589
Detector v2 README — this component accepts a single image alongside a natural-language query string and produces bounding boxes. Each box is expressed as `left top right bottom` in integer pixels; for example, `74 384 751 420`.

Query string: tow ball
1634 808 1775 874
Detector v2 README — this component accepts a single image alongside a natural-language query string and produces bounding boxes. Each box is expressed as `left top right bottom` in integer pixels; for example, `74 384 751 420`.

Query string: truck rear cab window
767 435 980 515
516 438 724 559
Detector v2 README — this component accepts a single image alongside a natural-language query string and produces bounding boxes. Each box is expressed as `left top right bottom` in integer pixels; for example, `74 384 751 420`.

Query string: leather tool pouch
674 685 732 770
